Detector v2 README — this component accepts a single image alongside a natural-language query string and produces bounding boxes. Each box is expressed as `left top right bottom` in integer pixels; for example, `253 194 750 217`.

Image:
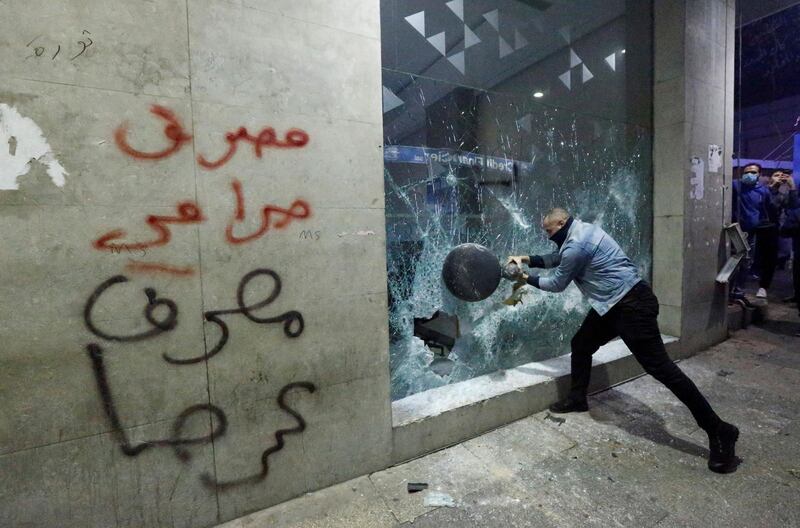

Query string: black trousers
793 236 800 298
754 225 779 289
568 281 722 432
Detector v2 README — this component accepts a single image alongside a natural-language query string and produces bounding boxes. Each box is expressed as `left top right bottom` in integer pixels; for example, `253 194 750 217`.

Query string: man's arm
527 247 588 292
528 252 561 269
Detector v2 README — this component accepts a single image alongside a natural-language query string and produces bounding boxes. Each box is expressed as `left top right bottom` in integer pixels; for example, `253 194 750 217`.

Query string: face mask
742 172 758 185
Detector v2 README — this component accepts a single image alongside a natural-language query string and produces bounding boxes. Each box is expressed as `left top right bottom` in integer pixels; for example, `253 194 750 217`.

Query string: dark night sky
737 3 800 108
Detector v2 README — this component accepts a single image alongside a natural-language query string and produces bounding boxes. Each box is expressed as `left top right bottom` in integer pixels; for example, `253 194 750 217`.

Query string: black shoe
549 398 588 413
708 422 740 473
782 295 798 303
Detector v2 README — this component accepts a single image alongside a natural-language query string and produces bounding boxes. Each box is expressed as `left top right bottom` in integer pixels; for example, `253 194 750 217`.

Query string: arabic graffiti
114 105 193 161
162 268 304 365
197 126 309 169
226 179 312 245
113 104 309 169
200 381 315 490
84 270 314 489
124 260 196 277
87 343 227 457
25 30 93 61
91 183 312 259
92 202 204 252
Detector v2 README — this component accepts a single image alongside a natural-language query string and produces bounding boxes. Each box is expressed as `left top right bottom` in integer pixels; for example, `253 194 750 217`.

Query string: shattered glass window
381 0 653 400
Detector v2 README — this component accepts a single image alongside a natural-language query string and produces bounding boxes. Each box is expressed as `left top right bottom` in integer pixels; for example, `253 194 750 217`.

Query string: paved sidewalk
219 295 800 528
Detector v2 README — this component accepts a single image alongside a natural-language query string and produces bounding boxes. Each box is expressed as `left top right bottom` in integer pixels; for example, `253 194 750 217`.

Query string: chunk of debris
717 370 734 377
407 482 428 493
544 412 566 426
424 491 456 508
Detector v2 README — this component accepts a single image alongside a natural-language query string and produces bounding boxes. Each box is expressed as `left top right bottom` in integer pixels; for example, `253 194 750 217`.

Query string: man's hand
506 256 529 267
501 262 527 282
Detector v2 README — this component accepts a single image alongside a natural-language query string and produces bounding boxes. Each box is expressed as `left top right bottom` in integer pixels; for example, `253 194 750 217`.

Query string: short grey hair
543 207 570 224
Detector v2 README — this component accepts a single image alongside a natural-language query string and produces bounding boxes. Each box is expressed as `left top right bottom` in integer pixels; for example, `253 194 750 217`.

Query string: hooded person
503 208 740 474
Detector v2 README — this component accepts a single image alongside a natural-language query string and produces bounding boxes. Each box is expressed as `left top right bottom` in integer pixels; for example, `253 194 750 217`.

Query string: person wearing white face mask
731 163 772 299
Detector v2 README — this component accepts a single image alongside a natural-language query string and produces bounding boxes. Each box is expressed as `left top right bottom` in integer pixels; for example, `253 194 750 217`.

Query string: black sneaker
549 398 589 413
708 422 740 473
782 295 798 303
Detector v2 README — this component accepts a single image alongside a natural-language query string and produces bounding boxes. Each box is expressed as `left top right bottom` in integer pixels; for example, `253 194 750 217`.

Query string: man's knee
571 333 598 356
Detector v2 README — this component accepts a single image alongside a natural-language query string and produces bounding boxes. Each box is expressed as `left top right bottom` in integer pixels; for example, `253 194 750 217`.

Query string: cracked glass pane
381 0 653 400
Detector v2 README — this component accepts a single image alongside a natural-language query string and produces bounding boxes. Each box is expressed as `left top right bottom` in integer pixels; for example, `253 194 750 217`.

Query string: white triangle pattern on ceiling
446 0 464 21
514 29 528 50
382 86 404 113
605 52 616 71
427 31 447 56
559 70 571 90
483 9 499 31
499 35 513 58
464 25 481 48
582 64 594 83
447 51 465 74
404 11 426 36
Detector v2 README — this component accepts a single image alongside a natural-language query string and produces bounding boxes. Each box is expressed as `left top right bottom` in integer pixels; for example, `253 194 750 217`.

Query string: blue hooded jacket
732 180 770 232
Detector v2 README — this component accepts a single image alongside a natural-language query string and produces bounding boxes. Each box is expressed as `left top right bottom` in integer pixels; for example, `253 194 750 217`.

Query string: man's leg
550 309 618 412
793 236 800 303
615 282 739 473
757 226 779 291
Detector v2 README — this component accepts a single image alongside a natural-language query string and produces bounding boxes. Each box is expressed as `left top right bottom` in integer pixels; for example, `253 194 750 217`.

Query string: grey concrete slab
188 0 382 124
0 419 218 528
240 0 381 40
216 476 397 528
297 375 393 491
0 0 190 98
369 444 502 524
653 0 686 83
461 415 576 474
652 215 685 307
516 455 670 528
399 479 563 528
652 169 686 219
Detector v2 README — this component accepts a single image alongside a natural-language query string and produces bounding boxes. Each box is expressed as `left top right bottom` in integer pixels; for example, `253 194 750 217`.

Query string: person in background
780 170 800 312
731 164 771 299
754 169 798 299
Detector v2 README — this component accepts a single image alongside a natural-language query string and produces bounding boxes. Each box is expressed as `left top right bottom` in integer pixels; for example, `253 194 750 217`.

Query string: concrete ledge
391 336 679 464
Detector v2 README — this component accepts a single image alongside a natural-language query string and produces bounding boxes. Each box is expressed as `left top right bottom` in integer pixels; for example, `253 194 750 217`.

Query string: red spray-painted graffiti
125 260 197 277
226 179 311 245
114 106 193 161
93 202 204 251
93 182 311 272
113 105 309 169
197 127 309 169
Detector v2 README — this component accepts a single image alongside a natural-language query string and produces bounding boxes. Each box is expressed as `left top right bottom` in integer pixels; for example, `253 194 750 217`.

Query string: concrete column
653 0 735 353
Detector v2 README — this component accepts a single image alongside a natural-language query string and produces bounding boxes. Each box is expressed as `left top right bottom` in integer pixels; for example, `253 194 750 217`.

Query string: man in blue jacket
504 208 740 473
731 163 774 298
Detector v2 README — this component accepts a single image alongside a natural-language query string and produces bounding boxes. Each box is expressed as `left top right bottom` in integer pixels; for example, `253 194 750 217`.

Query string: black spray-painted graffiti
84 268 316 490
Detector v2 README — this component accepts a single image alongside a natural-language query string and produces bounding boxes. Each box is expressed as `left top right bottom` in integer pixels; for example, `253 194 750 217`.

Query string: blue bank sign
384 145 534 176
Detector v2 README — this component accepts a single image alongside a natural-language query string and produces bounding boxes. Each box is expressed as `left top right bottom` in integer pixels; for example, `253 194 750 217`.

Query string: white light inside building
533 91 544 98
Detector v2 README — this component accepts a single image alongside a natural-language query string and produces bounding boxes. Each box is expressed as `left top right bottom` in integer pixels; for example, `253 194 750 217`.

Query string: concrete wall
0 1 391 527
653 0 736 355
